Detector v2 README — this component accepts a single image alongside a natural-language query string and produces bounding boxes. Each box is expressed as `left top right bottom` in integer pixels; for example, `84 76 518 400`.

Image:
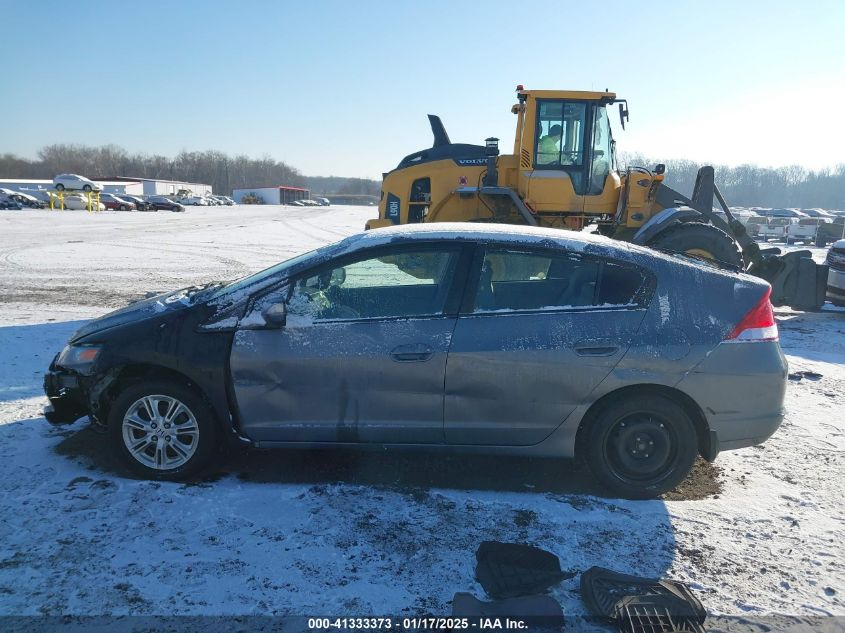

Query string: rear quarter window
597 261 650 307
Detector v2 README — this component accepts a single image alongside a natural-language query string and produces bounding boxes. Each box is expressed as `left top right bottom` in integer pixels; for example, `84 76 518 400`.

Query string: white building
103 177 212 197
232 186 310 205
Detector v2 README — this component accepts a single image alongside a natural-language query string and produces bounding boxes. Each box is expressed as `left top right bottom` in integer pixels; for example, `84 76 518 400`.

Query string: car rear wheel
108 380 217 480
583 394 698 499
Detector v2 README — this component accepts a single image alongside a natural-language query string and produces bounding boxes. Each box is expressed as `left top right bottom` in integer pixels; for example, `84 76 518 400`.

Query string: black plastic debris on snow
474 541 576 600
581 566 706 633
788 370 823 381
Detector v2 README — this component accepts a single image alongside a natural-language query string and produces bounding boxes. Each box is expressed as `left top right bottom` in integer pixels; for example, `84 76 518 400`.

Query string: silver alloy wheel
121 394 199 470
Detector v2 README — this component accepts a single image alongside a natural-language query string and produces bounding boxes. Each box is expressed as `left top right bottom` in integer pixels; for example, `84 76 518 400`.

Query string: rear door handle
390 344 433 362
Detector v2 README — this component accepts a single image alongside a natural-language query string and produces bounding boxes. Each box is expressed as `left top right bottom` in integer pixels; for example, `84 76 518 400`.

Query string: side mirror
261 302 287 328
618 102 629 130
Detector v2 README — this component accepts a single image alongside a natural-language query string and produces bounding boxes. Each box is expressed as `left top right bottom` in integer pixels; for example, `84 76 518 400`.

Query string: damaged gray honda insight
44 224 787 498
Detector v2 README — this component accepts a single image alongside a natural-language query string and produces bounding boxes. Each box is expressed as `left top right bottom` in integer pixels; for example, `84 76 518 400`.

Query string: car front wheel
108 380 217 480
583 394 698 499
55 183 65 191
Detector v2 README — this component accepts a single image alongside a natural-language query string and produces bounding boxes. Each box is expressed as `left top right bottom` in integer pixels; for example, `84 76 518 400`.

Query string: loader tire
648 222 743 269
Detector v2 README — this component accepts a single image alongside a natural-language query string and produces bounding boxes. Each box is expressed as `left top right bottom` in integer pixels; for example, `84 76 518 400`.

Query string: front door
444 246 649 446
230 243 467 444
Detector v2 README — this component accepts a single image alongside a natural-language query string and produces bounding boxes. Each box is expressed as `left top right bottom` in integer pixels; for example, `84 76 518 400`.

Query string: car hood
69 286 206 342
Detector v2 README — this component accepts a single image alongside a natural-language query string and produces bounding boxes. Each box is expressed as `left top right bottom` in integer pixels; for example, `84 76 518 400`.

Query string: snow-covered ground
0 206 842 625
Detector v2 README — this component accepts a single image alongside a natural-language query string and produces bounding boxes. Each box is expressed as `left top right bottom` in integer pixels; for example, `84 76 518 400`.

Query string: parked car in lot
53 173 102 192
20 189 53 206
180 196 208 206
826 240 845 306
145 196 185 212
43 224 787 498
315 197 331 206
760 208 807 219
62 194 106 211
815 217 845 247
0 193 24 210
100 193 137 211
744 216 766 237
757 217 797 241
786 218 830 244
118 194 156 212
0 188 46 208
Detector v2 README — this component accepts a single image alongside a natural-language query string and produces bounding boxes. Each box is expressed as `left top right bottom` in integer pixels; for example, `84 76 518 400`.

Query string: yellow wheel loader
366 86 827 310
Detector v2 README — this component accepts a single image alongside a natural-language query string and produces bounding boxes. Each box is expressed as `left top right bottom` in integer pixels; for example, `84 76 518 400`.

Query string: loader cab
515 89 620 219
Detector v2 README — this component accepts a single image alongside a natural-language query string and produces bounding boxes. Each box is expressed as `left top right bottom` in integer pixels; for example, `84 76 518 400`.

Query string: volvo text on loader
366 86 826 310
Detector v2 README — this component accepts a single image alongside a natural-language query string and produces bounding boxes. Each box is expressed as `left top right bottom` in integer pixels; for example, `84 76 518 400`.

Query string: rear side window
472 248 648 313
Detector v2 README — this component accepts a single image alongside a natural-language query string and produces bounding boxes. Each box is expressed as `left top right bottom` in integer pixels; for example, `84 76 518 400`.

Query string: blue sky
3 0 844 179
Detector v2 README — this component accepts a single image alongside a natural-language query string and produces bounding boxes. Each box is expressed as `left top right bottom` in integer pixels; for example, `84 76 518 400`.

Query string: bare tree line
0 144 380 196
620 153 845 209
0 144 841 207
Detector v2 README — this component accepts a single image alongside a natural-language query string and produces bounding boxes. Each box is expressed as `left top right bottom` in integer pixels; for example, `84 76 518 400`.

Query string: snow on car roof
356 222 626 250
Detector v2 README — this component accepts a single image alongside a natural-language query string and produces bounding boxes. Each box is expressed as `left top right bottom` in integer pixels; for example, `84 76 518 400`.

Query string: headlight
56 344 102 374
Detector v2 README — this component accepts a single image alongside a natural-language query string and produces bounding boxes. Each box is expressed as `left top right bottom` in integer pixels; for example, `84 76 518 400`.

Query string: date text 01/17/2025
307 617 530 630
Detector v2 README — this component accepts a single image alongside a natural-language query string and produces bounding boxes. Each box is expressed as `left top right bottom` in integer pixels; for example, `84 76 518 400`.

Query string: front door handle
390 344 433 362
574 344 620 357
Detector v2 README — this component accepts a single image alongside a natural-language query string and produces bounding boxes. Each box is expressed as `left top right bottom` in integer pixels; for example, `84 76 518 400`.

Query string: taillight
725 288 778 343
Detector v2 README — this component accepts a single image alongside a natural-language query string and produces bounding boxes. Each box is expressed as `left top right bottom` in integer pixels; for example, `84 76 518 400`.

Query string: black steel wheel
583 394 698 499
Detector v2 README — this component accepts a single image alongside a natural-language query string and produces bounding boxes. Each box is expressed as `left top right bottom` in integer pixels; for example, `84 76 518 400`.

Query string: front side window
534 101 587 168
287 246 459 322
473 248 646 313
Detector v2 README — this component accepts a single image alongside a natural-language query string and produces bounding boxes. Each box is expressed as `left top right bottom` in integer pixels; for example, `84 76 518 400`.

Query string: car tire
83 184 92 192
171 205 180 212
119 204 127 211
583 394 698 499
55 183 65 191
108 380 217 481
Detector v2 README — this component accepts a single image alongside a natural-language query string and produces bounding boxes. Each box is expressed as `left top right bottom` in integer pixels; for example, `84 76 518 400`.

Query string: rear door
444 245 651 446
230 242 471 444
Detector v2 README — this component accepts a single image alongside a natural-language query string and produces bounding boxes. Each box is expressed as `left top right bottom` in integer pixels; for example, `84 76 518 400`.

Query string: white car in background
53 174 102 192
180 197 208 206
62 194 106 211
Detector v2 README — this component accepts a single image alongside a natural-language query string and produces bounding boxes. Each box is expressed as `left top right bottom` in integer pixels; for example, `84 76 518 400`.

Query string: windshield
209 244 339 300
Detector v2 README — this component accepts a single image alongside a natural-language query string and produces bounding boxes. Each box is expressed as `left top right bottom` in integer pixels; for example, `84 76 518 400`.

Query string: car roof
342 222 767 285
356 222 638 253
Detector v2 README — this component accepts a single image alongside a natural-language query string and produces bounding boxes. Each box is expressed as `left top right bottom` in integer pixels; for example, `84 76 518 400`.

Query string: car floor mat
580 566 705 623
474 541 576 599
451 592 564 629
613 595 706 633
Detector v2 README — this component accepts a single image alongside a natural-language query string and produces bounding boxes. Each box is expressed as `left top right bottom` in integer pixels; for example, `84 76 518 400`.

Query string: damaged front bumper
43 363 90 425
